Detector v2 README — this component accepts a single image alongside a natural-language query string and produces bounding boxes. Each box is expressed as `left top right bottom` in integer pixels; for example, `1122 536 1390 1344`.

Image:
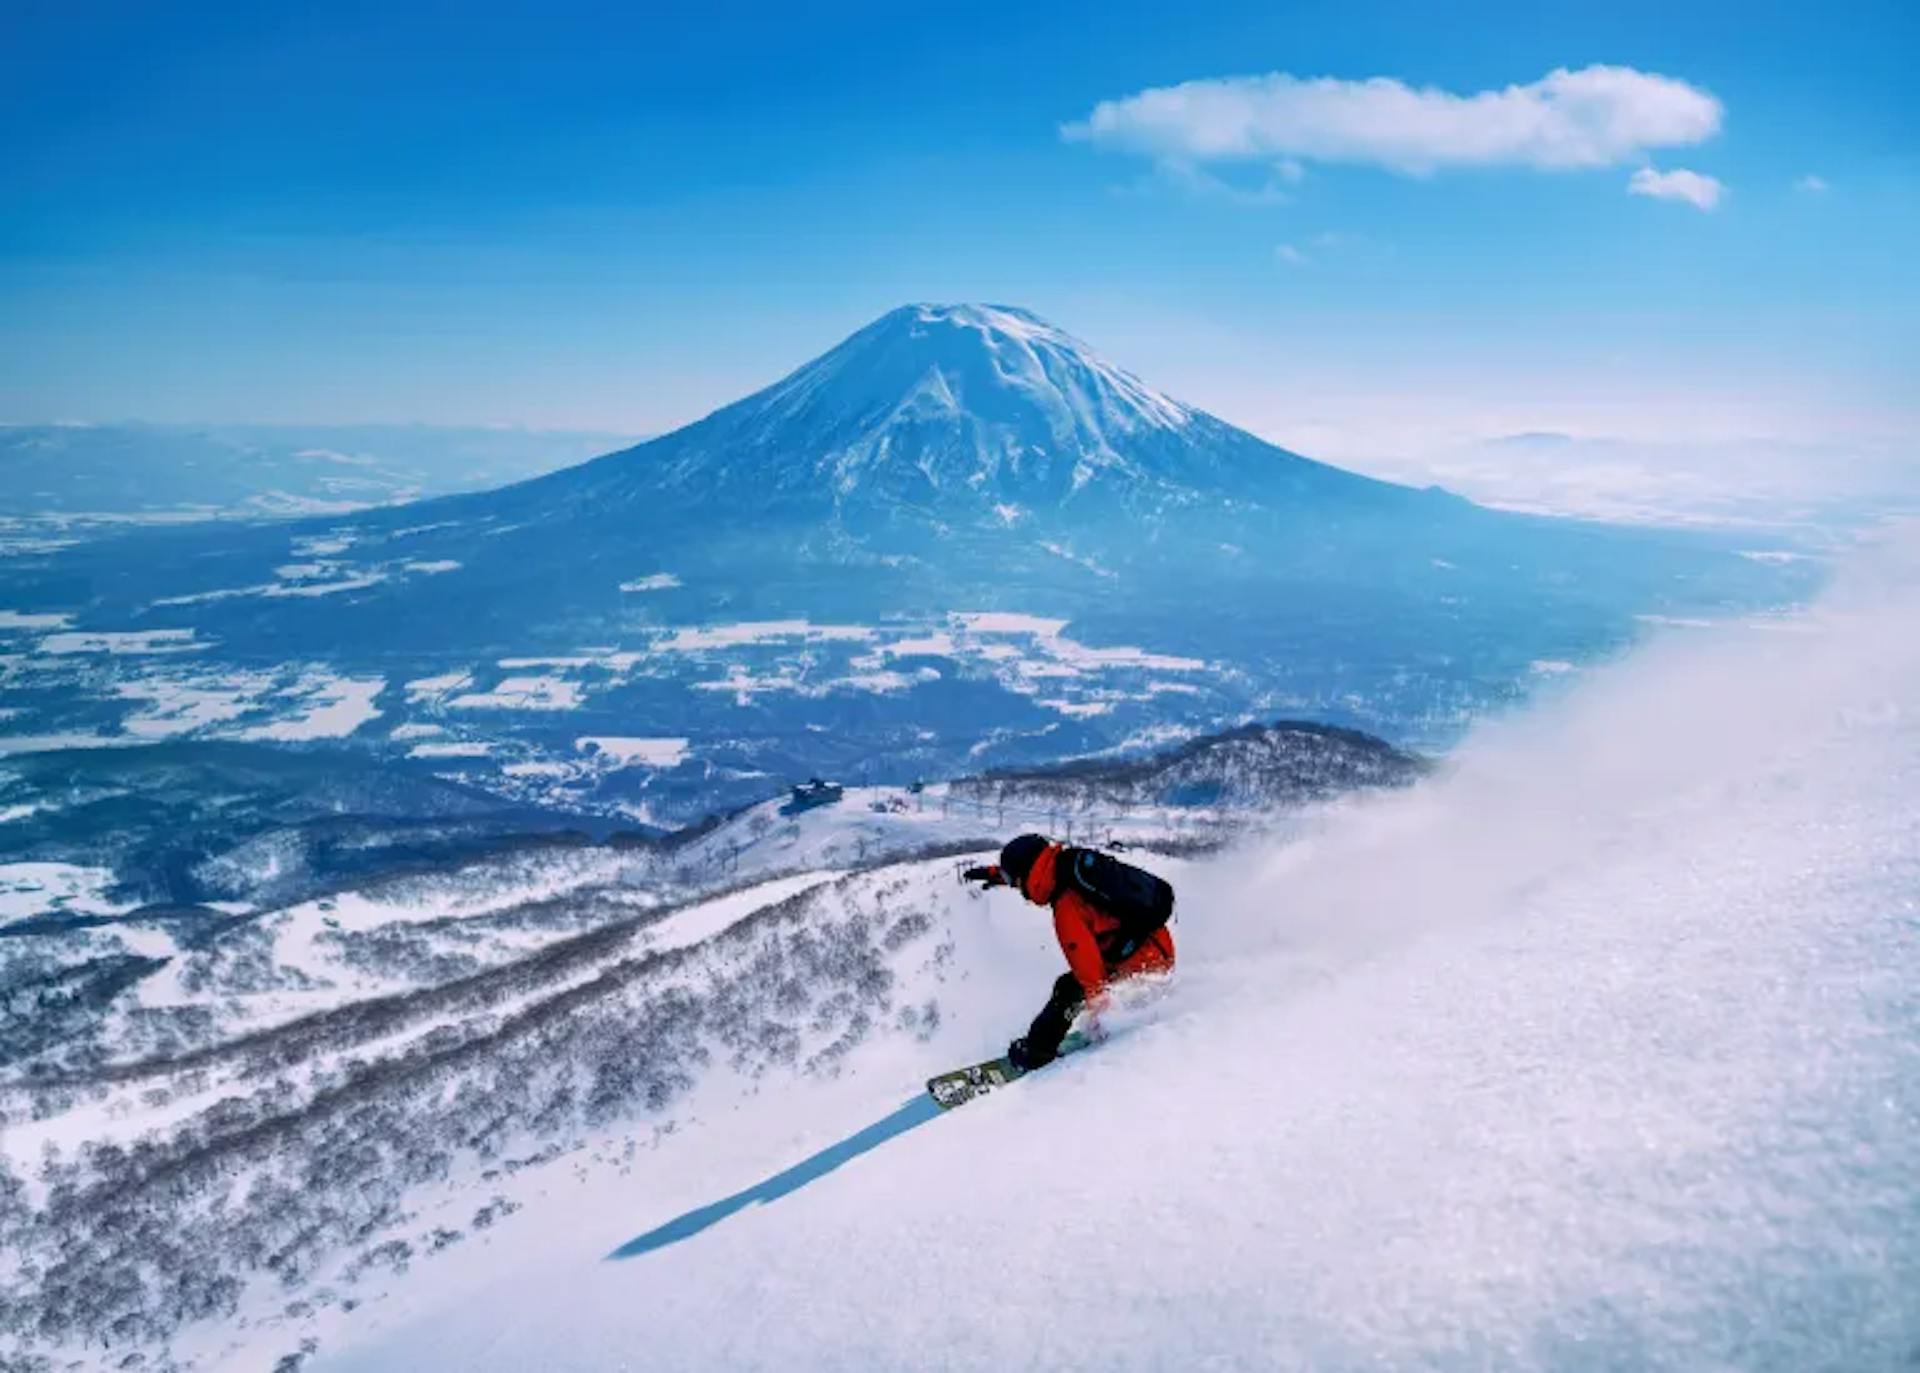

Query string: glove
961 865 1002 888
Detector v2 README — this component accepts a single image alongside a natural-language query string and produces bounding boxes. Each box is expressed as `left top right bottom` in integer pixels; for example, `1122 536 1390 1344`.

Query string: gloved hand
961 865 1002 888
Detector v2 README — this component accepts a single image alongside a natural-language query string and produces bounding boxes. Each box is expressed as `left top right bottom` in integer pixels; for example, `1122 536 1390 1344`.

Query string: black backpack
1057 847 1175 952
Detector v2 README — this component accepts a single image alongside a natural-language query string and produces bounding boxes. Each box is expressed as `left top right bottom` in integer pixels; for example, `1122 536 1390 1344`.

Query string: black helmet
998 833 1050 890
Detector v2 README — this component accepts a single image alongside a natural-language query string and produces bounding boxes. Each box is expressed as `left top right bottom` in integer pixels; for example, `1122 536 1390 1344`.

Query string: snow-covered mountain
0 304 1809 824
26 303 1789 641
544 302 1363 526
26 304 1418 641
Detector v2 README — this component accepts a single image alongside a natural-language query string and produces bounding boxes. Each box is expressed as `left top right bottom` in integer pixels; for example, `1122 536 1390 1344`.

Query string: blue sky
1 0 1913 459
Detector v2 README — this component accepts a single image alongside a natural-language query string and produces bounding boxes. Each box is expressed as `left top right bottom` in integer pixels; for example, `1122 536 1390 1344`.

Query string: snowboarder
963 834 1175 1072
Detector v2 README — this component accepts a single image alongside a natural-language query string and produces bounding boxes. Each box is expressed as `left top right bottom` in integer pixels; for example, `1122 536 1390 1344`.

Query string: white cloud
1275 243 1309 267
1065 64 1722 176
1795 174 1830 193
1627 166 1724 211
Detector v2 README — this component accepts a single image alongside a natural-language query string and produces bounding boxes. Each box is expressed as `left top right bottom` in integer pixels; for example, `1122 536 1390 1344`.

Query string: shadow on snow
607 1094 941 1260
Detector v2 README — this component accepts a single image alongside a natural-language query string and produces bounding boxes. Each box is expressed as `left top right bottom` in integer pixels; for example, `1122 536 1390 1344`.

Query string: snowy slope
11 732 1333 1365
315 534 1920 1373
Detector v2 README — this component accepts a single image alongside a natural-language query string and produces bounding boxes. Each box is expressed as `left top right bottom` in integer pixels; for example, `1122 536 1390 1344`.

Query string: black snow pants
1022 972 1085 1066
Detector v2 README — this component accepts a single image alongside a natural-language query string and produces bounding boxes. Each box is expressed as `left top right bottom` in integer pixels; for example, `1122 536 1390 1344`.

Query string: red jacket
1013 843 1175 998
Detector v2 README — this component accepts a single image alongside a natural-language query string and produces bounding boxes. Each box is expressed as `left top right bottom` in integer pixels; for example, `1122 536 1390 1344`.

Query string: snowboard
925 1030 1093 1110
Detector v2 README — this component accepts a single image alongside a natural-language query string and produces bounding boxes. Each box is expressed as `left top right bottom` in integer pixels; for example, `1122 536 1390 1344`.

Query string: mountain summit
531 302 1375 526
742 303 1196 457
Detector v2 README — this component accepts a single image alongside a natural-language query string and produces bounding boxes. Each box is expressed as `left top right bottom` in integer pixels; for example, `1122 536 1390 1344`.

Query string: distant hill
0 422 637 523
952 719 1426 814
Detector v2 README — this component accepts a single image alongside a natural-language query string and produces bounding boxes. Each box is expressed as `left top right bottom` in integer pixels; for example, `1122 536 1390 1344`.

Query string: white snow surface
152 556 463 606
938 303 1192 434
575 735 690 768
319 535 1920 1372
447 675 584 711
656 620 876 651
406 740 491 758
950 610 1206 671
0 861 133 921
619 572 681 592
0 731 148 755
36 628 202 655
403 669 473 699
237 673 384 740
754 304 1193 456
0 610 72 630
113 673 276 738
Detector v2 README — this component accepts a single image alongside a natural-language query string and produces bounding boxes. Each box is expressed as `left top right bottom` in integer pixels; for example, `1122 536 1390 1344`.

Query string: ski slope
314 536 1920 1372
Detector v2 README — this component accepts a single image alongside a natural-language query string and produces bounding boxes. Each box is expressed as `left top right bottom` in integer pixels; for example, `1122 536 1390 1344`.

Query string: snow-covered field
0 861 132 921
0 604 1240 822
314 534 1920 1373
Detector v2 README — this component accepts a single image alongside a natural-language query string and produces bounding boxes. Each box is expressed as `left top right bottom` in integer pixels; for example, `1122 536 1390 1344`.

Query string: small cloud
1795 173 1830 193
1275 243 1309 267
1275 157 1306 184
1627 166 1724 211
